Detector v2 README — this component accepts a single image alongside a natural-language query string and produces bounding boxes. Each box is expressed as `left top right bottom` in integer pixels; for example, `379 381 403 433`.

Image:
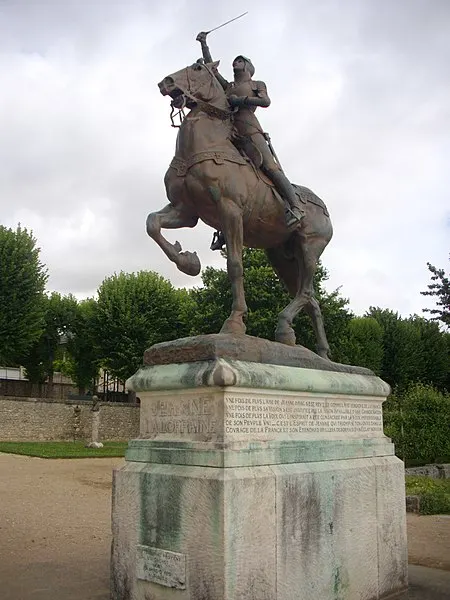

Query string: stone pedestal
111 335 408 600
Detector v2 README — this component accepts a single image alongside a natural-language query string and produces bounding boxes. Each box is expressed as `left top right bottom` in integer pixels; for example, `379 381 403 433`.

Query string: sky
1 0 449 318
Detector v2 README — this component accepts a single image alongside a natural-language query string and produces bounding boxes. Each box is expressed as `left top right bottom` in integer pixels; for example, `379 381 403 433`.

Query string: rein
169 65 232 128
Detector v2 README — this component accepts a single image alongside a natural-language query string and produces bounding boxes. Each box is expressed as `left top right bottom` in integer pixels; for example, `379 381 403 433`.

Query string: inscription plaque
136 545 186 589
224 396 383 435
141 395 218 437
140 391 384 440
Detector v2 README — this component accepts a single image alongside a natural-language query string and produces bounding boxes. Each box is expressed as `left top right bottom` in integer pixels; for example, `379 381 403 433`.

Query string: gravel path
0 453 123 600
0 453 449 600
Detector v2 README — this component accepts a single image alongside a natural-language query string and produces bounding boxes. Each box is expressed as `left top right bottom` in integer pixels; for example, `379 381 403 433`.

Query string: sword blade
206 11 248 34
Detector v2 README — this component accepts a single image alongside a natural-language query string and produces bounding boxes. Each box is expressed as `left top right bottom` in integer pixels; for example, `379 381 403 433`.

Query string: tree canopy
421 257 450 329
22 292 78 389
0 225 47 365
93 271 189 382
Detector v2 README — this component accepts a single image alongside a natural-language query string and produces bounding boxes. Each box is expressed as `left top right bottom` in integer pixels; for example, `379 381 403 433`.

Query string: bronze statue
147 53 333 358
196 31 305 241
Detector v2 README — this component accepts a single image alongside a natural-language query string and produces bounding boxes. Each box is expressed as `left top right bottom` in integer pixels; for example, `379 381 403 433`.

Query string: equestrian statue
146 29 333 359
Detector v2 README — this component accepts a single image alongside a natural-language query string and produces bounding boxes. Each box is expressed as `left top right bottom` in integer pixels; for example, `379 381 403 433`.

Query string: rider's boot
269 169 305 228
210 230 226 251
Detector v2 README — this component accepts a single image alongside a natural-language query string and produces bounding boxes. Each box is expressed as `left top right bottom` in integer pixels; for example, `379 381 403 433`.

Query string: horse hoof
317 348 330 360
220 318 246 336
177 251 201 276
275 326 296 346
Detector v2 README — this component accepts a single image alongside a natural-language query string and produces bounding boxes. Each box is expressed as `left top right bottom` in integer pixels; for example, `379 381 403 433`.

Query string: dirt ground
0 453 449 600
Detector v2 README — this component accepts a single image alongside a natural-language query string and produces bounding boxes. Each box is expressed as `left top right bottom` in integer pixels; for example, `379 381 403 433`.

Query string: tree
367 308 449 390
408 316 449 391
421 258 449 329
384 383 450 462
22 292 79 395
0 225 47 364
63 298 100 394
366 308 423 389
343 317 384 374
93 271 186 382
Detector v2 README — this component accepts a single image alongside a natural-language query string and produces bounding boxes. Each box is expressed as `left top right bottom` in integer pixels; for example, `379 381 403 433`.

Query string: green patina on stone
127 359 390 397
139 469 184 549
333 565 350 600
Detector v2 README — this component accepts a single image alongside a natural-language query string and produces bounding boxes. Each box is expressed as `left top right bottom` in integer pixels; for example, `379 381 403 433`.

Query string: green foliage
408 316 449 390
342 317 384 374
405 476 450 515
0 441 127 459
421 257 450 328
94 271 185 381
0 225 47 364
22 292 79 384
64 298 100 393
189 266 232 335
366 308 449 390
384 383 450 462
311 283 352 362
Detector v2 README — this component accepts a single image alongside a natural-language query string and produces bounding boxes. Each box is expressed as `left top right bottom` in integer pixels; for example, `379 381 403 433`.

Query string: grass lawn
0 441 127 459
406 475 450 515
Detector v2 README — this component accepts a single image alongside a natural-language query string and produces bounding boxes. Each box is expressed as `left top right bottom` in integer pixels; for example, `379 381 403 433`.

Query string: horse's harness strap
170 151 247 177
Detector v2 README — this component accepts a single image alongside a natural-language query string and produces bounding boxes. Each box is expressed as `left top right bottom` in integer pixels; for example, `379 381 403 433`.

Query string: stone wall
0 378 78 400
405 464 450 479
0 397 140 441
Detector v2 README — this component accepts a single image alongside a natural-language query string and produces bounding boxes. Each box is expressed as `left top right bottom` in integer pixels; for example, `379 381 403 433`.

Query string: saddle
231 135 329 216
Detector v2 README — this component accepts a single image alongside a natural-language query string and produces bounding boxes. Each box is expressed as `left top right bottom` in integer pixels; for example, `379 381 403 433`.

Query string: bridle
169 63 232 128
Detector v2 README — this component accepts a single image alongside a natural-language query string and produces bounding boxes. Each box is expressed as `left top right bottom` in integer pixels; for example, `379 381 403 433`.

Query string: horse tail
266 239 302 298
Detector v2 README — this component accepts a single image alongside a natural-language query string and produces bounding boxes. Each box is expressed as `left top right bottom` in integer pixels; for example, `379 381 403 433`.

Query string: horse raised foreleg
146 204 200 276
219 203 247 335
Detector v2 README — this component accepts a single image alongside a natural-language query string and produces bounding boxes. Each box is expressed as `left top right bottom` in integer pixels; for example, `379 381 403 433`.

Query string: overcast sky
1 0 449 318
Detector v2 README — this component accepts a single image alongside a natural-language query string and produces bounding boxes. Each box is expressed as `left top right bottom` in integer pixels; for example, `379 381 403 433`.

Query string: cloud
0 0 448 318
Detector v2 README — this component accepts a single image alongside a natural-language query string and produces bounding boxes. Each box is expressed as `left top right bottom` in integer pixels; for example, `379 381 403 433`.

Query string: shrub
405 476 450 515
384 383 450 462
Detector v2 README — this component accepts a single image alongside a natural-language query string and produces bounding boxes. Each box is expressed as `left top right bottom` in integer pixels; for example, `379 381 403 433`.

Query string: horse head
158 61 228 113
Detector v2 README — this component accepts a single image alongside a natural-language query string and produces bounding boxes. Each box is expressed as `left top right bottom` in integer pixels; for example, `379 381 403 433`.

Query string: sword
205 11 248 35
264 132 283 171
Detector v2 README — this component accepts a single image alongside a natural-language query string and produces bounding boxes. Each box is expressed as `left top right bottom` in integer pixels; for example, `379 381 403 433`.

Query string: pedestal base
111 340 408 600
112 455 407 600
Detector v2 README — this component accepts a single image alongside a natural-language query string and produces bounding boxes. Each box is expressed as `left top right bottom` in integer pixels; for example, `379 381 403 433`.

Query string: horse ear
210 60 220 70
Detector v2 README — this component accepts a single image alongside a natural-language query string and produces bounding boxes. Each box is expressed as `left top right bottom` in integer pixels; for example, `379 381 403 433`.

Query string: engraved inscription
142 397 217 435
136 545 186 589
225 396 383 434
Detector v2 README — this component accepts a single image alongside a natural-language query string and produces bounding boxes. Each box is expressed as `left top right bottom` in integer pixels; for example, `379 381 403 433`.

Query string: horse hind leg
273 235 330 358
146 204 200 276
303 296 330 359
266 243 300 346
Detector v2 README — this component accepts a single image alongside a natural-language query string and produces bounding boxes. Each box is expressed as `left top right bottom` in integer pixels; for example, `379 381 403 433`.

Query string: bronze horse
148 61 333 358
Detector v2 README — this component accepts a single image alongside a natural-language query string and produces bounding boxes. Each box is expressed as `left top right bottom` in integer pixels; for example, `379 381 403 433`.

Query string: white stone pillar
86 396 103 449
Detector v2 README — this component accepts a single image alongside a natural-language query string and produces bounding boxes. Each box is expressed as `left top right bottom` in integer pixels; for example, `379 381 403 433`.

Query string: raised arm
196 32 229 90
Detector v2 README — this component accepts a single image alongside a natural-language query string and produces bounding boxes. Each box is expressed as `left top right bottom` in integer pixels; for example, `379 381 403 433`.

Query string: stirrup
285 206 304 228
210 231 226 251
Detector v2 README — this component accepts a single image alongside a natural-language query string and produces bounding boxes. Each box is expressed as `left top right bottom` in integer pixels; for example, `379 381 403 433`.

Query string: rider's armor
200 49 304 250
